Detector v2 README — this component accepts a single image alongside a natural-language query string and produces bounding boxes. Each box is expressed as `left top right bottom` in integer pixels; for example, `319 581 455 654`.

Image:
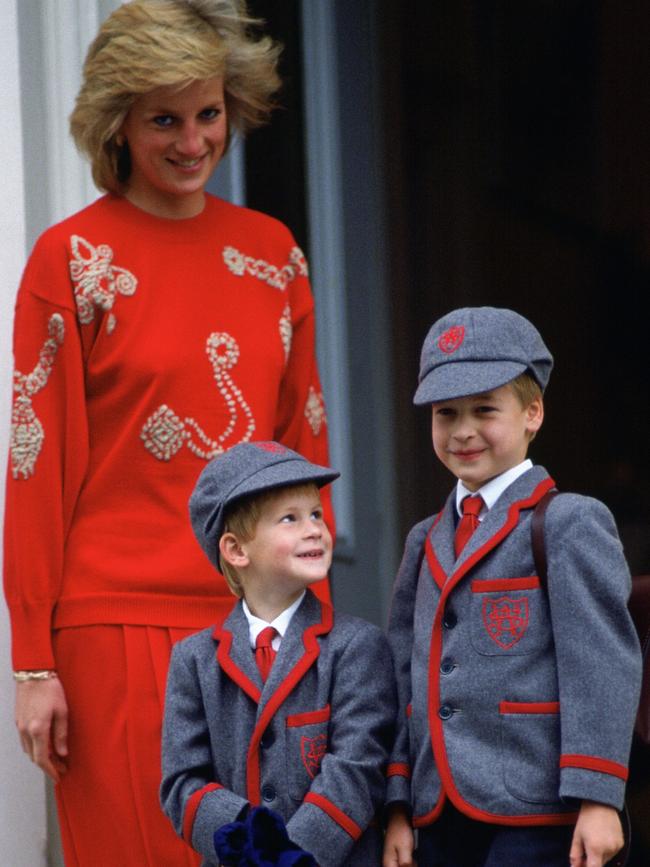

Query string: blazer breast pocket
469 577 550 656
285 704 331 800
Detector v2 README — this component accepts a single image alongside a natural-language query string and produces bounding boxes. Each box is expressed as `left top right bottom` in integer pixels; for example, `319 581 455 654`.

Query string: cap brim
413 360 526 404
227 458 339 504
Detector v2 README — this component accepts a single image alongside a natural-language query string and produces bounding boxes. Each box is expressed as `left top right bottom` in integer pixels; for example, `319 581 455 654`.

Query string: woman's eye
153 115 174 128
199 107 221 121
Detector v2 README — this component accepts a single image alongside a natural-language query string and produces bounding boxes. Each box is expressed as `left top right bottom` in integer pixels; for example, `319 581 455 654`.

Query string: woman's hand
383 804 416 867
15 677 69 782
569 800 623 867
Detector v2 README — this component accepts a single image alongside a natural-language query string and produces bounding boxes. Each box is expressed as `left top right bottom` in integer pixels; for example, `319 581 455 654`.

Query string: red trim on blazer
425 478 578 826
387 762 411 779
406 702 412 718
499 701 560 714
425 513 446 589
183 783 223 842
245 599 334 804
213 626 261 705
471 576 541 593
560 754 629 781
452 477 556 585
304 792 362 840
286 704 331 727
412 792 446 828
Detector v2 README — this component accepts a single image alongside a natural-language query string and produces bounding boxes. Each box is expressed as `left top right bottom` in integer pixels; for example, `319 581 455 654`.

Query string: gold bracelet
13 670 58 683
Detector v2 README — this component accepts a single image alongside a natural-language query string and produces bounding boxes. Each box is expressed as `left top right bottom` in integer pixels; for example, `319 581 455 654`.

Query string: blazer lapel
213 602 262 704
425 493 457 588
259 591 332 712
453 465 555 578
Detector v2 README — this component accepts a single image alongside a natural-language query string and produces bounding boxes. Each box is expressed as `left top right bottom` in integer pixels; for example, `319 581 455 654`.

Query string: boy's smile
431 384 543 491
237 488 332 613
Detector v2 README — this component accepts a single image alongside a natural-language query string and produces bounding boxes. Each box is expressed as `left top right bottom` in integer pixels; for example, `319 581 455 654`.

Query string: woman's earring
115 134 125 147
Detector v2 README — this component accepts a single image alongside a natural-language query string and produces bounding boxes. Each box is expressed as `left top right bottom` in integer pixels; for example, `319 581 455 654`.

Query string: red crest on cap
255 442 287 454
438 325 465 354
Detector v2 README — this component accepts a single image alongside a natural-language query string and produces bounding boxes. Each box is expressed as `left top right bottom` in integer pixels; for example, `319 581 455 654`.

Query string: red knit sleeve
3 237 89 669
273 247 335 598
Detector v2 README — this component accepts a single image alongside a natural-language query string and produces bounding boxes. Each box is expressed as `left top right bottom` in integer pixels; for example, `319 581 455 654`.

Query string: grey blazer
386 465 642 827
161 590 395 866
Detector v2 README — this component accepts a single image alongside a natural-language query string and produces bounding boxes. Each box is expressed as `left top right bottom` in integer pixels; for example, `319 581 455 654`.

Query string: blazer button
438 704 454 720
261 785 276 802
260 730 275 748
443 610 457 629
440 659 456 675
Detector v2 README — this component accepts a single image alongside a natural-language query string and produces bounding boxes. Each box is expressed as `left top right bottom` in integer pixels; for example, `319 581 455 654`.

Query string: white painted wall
3 3 119 862
0 4 49 864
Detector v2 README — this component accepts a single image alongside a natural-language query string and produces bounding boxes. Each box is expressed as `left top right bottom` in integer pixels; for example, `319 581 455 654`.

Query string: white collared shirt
455 459 533 520
242 591 306 652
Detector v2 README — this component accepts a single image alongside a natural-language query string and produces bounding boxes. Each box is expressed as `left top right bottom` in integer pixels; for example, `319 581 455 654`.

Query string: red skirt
53 625 203 866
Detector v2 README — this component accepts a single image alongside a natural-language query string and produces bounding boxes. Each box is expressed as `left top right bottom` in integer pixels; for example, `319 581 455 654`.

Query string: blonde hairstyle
70 0 281 194
508 372 543 408
219 483 320 597
507 372 544 441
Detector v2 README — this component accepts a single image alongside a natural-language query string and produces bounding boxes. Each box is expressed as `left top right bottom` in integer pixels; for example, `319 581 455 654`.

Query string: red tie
454 495 483 557
255 627 277 683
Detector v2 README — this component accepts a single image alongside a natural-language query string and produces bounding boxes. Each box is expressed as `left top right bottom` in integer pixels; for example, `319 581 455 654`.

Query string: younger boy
161 442 395 866
383 307 641 867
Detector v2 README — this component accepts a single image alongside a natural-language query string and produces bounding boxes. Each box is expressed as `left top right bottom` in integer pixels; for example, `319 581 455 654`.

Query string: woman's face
119 76 227 218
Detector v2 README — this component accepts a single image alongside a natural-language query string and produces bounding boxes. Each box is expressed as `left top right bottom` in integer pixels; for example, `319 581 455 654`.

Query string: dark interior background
382 0 650 574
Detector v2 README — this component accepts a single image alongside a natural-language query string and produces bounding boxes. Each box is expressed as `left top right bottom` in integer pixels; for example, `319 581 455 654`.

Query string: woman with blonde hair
5 2 332 863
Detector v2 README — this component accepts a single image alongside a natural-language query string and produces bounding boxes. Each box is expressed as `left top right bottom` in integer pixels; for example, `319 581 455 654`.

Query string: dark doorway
380 1 650 862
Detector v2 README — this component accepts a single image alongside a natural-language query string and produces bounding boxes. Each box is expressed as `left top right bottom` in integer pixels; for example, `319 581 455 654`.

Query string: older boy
383 307 641 867
161 442 395 866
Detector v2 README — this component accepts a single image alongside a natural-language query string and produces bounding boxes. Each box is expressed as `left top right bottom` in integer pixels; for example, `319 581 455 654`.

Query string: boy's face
237 487 332 602
430 384 543 491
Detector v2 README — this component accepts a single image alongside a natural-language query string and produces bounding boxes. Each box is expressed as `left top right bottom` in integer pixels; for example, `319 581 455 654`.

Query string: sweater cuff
8 601 55 669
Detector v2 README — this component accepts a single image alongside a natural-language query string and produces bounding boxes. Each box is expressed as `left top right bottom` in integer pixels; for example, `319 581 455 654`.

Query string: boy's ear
219 533 250 568
525 396 544 435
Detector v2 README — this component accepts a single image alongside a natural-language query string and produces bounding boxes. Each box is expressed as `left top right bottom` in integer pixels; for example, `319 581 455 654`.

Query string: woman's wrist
13 670 58 683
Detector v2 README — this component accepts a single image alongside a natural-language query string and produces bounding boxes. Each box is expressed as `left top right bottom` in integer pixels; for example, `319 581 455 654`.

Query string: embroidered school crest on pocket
483 596 529 649
300 734 327 779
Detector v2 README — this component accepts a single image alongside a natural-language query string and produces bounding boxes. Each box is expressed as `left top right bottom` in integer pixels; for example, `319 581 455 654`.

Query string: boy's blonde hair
508 372 543 441
70 0 281 194
508 372 543 407
219 482 320 597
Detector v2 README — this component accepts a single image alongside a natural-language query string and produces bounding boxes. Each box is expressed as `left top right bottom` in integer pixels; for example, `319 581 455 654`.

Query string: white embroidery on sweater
279 304 292 363
69 235 137 329
140 332 256 461
11 314 65 479
304 386 327 436
222 245 308 291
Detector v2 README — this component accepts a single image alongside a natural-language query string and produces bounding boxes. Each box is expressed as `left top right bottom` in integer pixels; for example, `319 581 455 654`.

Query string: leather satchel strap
531 489 560 587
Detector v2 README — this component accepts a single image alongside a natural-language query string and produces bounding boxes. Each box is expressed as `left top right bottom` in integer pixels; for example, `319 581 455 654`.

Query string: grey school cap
414 306 553 404
189 441 339 570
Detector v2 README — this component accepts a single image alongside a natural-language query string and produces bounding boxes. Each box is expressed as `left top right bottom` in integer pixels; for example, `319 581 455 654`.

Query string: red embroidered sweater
4 194 332 669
